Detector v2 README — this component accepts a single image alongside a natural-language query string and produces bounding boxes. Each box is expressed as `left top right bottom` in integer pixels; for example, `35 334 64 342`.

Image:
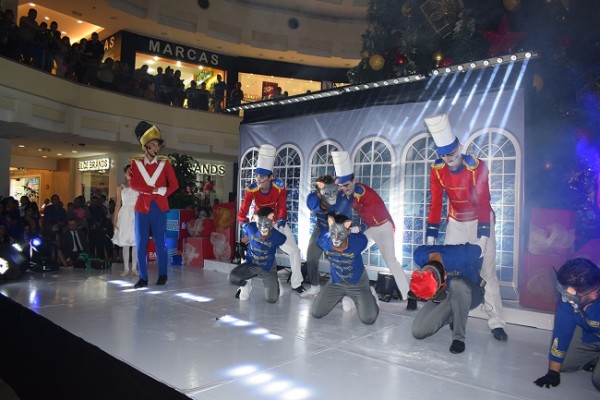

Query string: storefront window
134 53 226 110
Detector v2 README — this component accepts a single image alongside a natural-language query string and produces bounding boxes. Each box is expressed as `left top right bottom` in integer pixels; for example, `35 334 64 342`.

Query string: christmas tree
347 0 592 84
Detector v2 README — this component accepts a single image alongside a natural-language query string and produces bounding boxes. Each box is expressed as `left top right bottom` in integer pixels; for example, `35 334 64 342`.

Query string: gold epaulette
432 159 446 169
463 154 479 171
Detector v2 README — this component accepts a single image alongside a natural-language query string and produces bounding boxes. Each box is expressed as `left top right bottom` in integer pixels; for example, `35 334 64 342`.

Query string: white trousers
276 224 303 289
443 214 506 329
364 221 409 298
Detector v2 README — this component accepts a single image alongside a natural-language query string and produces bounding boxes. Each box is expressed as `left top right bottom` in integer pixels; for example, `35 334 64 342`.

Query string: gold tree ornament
361 50 370 59
402 2 412 17
369 54 385 71
433 50 444 67
503 0 522 12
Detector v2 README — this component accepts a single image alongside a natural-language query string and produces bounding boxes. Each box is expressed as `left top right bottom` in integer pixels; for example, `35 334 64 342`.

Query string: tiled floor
1 263 596 399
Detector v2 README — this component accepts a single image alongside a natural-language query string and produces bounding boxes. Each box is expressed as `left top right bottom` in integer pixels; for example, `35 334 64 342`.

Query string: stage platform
0 262 596 399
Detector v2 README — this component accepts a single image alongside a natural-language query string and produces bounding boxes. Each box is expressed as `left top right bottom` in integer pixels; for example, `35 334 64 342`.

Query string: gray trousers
561 325 600 390
228 262 279 303
412 277 484 342
305 227 322 286
311 272 379 325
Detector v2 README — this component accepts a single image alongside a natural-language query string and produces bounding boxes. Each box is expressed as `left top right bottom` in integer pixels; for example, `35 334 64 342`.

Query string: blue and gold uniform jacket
318 231 368 285
549 297 600 364
306 191 352 232
244 222 287 271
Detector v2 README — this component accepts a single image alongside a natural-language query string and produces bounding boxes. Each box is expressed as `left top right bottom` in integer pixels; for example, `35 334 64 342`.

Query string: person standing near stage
332 150 413 310
229 207 287 303
423 113 508 341
237 144 305 293
129 121 179 288
112 164 139 277
303 175 352 297
311 214 379 324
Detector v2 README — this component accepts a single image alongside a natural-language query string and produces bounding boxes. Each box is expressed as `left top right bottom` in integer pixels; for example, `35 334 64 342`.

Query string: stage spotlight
0 243 29 281
197 0 210 9
27 237 59 272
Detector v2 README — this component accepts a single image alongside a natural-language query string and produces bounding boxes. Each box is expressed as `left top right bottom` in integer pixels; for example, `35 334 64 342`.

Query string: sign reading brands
78 158 110 172
196 163 226 176
148 39 220 66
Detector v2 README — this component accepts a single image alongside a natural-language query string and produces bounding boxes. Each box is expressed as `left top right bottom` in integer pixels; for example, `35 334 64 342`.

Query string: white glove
349 226 360 234
477 236 489 258
426 236 434 246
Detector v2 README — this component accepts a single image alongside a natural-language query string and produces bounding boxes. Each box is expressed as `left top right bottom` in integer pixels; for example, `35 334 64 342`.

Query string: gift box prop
211 202 237 262
183 237 215 267
519 208 575 312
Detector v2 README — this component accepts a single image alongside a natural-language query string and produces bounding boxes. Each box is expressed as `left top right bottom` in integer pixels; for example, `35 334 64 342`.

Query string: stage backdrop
239 65 527 300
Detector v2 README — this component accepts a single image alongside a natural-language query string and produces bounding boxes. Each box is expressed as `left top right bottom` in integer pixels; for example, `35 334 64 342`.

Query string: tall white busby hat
424 114 459 156
255 144 276 176
332 151 354 184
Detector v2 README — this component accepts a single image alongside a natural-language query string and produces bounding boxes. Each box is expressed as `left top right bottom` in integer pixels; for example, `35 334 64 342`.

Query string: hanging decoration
420 0 465 38
479 14 525 56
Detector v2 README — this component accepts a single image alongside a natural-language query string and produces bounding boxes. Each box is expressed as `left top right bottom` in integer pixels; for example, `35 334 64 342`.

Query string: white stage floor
1 263 596 399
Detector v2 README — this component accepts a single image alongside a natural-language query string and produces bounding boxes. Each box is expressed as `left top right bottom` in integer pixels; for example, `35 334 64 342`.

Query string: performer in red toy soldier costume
331 150 414 310
423 113 507 341
237 144 304 293
130 121 179 288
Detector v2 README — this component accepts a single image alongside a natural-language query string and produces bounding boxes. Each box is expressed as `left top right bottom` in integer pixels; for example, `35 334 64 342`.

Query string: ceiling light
18 145 25 148
72 150 78 154
57 153 63 156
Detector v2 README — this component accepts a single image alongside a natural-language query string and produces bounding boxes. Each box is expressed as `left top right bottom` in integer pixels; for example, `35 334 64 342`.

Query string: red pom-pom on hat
410 270 439 300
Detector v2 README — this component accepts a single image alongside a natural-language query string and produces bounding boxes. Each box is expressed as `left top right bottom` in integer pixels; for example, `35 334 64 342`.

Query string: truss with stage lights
227 51 537 113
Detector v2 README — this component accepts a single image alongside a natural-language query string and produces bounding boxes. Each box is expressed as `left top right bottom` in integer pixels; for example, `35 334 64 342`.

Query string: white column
0 138 11 197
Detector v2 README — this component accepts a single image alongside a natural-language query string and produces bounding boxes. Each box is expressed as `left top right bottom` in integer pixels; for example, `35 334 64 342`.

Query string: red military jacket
129 156 179 214
427 154 492 238
351 183 395 229
237 178 287 224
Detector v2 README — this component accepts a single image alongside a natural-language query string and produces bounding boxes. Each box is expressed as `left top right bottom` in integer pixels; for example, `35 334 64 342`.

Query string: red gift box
186 218 215 238
183 237 215 268
519 252 564 312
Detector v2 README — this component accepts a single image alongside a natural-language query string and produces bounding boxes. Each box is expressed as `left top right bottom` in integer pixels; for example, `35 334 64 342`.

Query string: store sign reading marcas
148 40 220 66
78 158 110 172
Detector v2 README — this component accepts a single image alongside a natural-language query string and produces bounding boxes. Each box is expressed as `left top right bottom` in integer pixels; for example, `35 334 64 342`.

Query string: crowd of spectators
0 194 116 267
0 185 221 268
0 7 243 113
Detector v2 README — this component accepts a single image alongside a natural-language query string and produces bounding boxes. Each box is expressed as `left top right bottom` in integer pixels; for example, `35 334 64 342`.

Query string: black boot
450 340 465 354
134 279 148 289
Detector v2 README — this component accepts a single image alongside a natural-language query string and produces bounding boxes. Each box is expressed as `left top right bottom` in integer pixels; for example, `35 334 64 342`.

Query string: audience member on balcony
82 32 104 86
212 74 226 112
0 8 18 60
17 7 39 66
229 81 244 109
185 80 201 109
96 57 115 90
47 21 62 76
172 79 185 107
197 81 210 111
132 64 153 98
113 60 133 95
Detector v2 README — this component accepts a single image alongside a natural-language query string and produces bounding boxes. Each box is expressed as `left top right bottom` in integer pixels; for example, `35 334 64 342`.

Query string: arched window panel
353 139 395 270
466 128 521 290
273 145 302 243
400 134 448 270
